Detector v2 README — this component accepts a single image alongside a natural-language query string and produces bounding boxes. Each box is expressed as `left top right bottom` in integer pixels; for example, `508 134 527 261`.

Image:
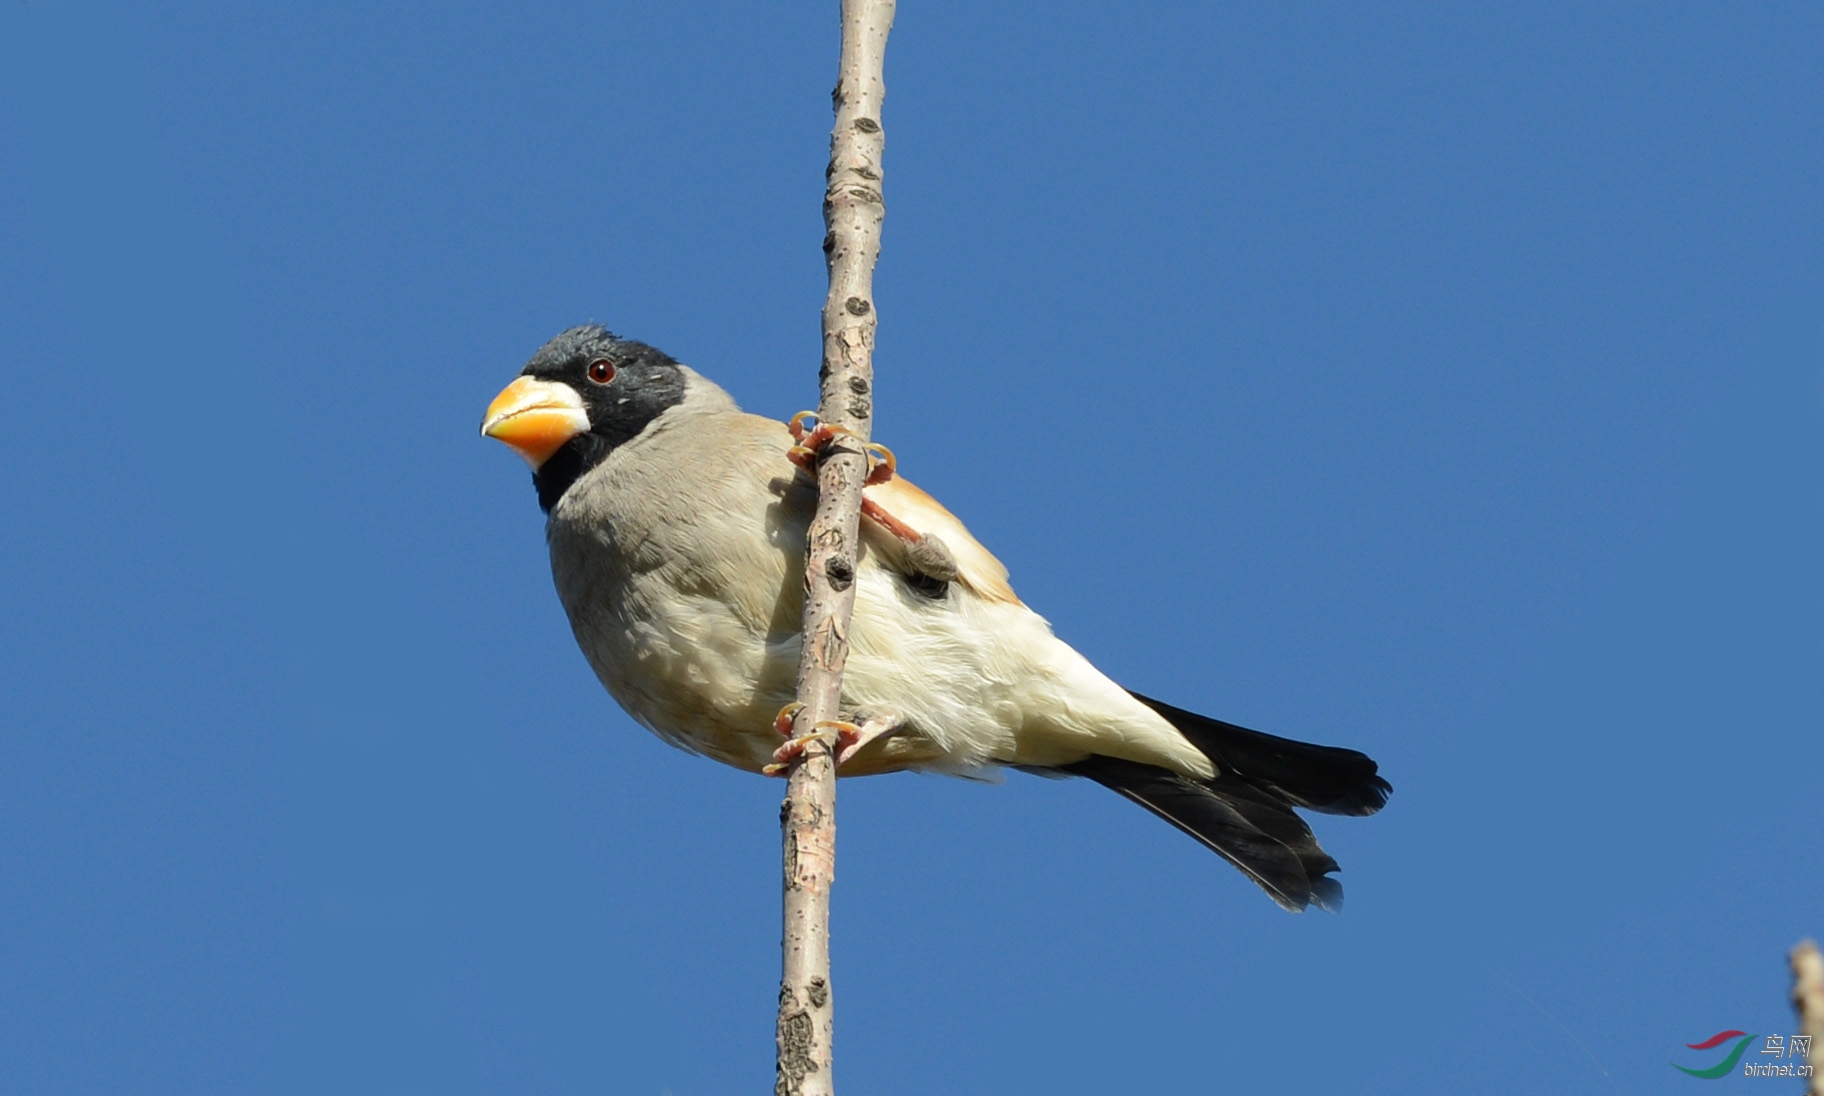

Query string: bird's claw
786 412 854 472
763 712 903 775
862 441 895 485
786 411 820 444
772 701 806 738
763 719 853 776
785 412 895 484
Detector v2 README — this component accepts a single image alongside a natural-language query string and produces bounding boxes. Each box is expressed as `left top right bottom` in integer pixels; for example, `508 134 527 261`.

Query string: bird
482 324 1390 911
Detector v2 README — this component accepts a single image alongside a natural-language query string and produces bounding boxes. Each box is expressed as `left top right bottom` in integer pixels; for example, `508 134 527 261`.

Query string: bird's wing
860 475 1021 605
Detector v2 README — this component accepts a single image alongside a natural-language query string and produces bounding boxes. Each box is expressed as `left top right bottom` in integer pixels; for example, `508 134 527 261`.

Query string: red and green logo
1674 1030 1757 1079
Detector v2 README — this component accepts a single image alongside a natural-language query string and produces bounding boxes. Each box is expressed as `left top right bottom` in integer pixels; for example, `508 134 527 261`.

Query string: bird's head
481 325 688 512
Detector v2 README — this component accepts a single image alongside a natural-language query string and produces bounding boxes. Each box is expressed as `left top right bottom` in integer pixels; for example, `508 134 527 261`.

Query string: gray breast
544 391 815 760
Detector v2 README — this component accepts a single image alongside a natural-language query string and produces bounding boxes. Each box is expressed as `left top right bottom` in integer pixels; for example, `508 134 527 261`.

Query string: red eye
586 358 616 384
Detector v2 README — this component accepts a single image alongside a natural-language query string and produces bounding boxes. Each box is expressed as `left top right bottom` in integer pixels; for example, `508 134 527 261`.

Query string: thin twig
775 2 895 1095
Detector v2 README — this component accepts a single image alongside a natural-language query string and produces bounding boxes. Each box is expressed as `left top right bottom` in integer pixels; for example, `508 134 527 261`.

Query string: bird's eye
586 358 616 384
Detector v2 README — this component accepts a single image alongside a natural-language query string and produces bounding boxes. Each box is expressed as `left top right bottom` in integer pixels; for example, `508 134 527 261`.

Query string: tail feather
1056 695 1390 913
1061 756 1345 912
1129 691 1391 816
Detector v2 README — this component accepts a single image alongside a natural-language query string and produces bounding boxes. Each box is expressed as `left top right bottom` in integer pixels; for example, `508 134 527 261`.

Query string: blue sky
2 3 1819 1093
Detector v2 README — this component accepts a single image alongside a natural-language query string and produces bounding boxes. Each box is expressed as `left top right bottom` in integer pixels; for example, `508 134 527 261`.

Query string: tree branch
776 2 894 1094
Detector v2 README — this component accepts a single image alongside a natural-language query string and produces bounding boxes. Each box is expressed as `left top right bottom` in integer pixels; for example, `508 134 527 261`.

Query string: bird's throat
533 434 612 513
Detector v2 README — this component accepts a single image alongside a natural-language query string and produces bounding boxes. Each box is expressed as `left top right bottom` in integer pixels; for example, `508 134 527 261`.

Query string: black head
494 325 689 512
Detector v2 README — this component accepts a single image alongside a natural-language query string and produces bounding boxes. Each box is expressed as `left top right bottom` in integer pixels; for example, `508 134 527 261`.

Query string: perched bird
482 325 1390 911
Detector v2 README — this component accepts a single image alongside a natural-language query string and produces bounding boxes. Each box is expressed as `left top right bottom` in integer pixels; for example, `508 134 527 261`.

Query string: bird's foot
762 720 847 775
834 709 904 765
786 412 853 472
762 710 904 775
786 412 895 485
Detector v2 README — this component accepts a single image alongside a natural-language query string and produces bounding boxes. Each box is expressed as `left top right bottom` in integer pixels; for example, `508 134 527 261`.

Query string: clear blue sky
2 3 1818 1093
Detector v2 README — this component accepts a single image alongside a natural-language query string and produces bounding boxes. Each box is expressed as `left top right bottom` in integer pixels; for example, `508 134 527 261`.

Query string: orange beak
480 376 591 469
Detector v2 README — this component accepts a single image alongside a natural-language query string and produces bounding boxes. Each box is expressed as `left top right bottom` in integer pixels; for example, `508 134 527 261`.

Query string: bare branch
776 2 895 1094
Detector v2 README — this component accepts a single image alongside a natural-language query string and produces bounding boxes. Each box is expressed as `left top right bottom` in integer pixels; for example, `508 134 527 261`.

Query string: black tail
1056 692 1391 913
